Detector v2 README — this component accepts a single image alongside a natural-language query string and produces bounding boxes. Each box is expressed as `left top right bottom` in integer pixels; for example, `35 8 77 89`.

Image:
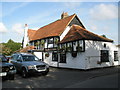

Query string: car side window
12 54 19 61
11 55 14 59
17 55 22 61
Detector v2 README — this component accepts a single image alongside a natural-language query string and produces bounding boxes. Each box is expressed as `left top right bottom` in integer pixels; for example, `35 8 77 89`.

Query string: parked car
0 54 16 80
10 53 49 78
6 56 11 60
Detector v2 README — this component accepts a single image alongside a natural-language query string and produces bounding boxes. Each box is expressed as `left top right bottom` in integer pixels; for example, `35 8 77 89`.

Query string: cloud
0 22 7 33
12 23 24 34
89 4 118 20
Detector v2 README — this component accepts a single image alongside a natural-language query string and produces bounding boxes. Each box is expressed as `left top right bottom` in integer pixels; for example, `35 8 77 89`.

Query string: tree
101 35 107 38
1 39 22 55
0 43 12 55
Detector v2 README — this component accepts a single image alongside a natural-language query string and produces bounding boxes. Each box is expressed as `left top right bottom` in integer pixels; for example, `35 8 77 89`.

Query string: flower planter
45 53 49 57
76 46 82 52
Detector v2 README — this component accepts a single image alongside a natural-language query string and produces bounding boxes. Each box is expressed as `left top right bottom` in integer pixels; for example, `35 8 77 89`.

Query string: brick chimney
61 12 69 19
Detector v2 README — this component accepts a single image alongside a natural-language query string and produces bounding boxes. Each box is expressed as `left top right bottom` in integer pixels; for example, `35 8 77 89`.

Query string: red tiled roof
28 29 36 41
30 14 76 41
59 25 113 43
14 46 35 53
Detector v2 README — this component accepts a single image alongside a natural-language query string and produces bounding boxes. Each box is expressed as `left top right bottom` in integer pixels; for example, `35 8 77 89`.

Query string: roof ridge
37 14 76 31
59 24 113 44
74 25 113 41
31 14 76 41
58 14 76 36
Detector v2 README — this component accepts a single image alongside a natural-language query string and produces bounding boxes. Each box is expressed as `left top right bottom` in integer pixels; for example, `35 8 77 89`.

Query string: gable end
69 15 85 29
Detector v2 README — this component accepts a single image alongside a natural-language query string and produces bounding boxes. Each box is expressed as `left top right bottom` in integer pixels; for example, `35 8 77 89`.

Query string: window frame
114 51 118 61
60 52 66 63
52 52 58 62
100 50 109 62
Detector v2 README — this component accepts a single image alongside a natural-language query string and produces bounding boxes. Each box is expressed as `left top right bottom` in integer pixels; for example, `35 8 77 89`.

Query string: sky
0 0 119 45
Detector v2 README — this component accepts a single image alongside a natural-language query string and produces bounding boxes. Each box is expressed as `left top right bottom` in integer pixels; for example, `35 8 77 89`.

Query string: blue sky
0 1 119 44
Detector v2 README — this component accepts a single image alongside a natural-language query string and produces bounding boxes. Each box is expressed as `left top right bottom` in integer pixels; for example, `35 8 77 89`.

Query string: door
16 55 23 71
100 50 109 62
11 54 19 68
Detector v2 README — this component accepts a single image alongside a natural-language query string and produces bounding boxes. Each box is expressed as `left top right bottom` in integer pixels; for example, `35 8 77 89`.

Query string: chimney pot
61 12 69 19
25 24 28 27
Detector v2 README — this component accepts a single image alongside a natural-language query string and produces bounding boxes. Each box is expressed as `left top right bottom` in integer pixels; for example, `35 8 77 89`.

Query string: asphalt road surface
2 66 120 89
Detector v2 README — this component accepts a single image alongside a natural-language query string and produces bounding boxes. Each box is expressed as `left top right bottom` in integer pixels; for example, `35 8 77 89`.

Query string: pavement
2 66 120 88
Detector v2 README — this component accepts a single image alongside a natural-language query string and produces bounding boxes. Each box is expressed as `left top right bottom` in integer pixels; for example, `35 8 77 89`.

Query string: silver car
10 53 49 78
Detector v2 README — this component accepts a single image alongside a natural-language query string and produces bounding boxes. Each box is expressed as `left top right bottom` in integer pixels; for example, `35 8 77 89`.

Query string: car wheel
9 75 14 80
43 71 48 75
43 68 49 75
22 69 28 78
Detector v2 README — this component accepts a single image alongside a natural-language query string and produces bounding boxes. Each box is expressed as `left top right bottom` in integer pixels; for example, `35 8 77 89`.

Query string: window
114 51 118 61
48 38 54 48
52 52 58 61
73 42 77 51
48 38 53 44
60 53 66 63
17 55 22 61
100 50 109 62
54 38 59 47
12 54 19 60
76 40 85 52
22 55 39 61
104 44 106 48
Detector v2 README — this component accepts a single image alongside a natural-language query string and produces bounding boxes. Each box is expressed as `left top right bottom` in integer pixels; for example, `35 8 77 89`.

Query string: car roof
14 53 33 56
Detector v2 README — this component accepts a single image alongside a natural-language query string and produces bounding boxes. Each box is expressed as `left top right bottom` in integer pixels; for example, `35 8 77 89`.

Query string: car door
11 54 19 68
16 55 23 71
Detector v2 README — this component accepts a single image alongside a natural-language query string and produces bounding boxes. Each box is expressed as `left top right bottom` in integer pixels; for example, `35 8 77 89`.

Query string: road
2 66 120 88
66 73 119 88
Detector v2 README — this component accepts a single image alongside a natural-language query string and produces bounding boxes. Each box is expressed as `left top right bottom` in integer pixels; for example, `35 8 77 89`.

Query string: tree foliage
0 43 12 55
101 35 107 38
0 39 22 55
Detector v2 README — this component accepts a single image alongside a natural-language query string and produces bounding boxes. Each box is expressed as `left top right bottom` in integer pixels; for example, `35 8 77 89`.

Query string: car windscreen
22 55 39 61
0 55 7 62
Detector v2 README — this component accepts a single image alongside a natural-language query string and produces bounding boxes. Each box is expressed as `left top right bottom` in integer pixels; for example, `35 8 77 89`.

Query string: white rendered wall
60 26 70 41
33 40 119 70
43 52 58 67
43 51 86 69
59 52 86 69
34 52 42 59
84 40 119 69
58 40 119 69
